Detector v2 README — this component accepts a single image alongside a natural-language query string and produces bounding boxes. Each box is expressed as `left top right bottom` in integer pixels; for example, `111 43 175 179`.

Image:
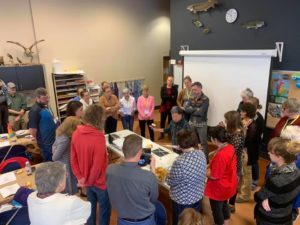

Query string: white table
105 130 178 189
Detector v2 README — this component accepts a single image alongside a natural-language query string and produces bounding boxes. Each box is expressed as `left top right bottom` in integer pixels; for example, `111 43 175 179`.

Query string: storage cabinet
0 65 45 91
52 71 86 122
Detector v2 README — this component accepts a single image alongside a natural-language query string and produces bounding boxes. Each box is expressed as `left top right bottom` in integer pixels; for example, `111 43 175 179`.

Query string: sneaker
235 197 250 203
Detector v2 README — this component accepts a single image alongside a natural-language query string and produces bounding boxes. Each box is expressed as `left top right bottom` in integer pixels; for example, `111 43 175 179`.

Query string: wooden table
0 167 36 205
106 130 179 189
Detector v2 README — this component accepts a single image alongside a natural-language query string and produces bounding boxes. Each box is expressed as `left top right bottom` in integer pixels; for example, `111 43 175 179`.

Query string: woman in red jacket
205 126 238 225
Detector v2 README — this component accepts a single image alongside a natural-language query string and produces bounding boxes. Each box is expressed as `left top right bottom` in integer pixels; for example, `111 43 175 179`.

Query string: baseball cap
7 82 16 88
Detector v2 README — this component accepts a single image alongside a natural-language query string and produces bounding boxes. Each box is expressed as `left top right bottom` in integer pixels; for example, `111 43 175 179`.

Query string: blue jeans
121 115 134 131
87 186 111 225
118 215 155 225
38 143 53 162
172 200 202 225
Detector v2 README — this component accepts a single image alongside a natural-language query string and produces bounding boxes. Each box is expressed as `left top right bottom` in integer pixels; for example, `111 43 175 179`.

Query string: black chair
0 207 30 225
0 145 31 163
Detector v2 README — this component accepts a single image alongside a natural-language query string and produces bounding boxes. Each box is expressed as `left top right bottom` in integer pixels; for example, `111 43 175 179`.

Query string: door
16 65 45 91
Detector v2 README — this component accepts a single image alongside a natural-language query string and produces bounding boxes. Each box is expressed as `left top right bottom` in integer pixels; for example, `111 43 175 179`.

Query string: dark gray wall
171 0 300 70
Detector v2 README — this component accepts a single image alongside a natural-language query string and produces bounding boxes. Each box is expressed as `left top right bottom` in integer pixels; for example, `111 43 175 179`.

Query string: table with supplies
0 166 36 205
0 130 35 148
105 130 179 189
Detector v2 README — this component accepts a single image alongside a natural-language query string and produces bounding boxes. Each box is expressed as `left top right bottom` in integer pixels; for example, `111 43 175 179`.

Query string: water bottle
25 161 32 175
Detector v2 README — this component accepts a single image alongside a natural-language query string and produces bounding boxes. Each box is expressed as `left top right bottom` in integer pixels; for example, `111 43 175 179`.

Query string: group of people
0 73 299 225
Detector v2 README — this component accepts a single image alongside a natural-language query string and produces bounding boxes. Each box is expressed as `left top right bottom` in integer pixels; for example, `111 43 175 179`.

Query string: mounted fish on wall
241 20 265 30
187 0 219 14
188 0 219 34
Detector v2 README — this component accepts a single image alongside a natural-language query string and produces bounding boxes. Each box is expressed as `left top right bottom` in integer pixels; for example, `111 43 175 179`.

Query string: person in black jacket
0 80 8 133
159 75 178 140
248 97 265 189
254 137 300 225
237 102 261 203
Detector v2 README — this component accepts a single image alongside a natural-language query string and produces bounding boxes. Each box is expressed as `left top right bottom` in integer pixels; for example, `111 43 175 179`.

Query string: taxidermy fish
187 0 218 14
192 19 203 28
241 21 265 29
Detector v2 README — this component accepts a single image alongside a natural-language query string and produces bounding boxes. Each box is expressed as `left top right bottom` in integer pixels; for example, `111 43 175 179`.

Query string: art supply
0 172 16 186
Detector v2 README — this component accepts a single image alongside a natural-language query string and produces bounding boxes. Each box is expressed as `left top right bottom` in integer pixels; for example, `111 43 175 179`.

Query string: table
0 167 36 205
106 130 179 189
0 130 35 147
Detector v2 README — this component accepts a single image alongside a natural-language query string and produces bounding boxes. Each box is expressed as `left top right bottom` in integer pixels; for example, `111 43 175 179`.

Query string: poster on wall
266 70 300 128
269 72 290 104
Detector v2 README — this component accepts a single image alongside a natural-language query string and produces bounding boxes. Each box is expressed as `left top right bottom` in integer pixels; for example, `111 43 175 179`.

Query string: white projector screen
181 50 277 126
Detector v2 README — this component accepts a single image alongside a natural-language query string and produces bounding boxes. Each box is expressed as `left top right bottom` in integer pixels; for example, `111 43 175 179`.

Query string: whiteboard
182 50 276 126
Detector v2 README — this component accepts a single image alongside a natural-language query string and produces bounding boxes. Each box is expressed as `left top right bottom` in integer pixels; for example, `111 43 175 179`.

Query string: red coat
71 125 108 190
205 144 238 201
272 116 300 138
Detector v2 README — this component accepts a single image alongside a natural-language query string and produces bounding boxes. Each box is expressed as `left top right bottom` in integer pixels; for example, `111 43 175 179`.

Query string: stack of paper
0 183 20 198
0 172 16 186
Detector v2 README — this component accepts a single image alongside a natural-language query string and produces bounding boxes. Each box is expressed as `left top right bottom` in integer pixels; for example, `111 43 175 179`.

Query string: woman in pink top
137 85 155 141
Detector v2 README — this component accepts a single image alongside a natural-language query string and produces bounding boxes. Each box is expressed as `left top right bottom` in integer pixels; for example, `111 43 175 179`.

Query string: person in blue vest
29 88 58 161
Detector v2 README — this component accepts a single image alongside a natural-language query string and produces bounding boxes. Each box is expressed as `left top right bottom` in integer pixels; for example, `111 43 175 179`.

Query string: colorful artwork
270 73 290 104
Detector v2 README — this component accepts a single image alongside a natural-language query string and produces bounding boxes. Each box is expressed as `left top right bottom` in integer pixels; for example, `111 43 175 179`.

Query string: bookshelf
52 70 86 122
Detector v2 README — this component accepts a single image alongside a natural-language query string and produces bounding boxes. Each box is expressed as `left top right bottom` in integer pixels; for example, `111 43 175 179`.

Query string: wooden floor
107 110 300 225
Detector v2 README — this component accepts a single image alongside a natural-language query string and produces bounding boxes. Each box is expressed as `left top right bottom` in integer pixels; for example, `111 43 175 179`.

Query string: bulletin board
266 70 300 128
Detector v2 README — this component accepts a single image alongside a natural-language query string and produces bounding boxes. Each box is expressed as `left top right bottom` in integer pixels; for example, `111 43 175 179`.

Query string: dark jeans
139 120 154 141
105 116 117 134
172 200 201 225
38 143 53 162
160 110 172 129
121 115 134 131
87 186 111 225
209 199 230 225
229 192 237 206
0 103 8 133
252 160 259 182
118 215 155 225
193 126 208 162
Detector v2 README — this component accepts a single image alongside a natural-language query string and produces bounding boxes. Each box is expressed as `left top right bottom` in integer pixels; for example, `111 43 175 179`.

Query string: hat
7 82 16 88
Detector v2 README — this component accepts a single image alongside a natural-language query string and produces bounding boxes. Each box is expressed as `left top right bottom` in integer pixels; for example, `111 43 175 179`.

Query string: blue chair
154 201 167 225
0 207 30 225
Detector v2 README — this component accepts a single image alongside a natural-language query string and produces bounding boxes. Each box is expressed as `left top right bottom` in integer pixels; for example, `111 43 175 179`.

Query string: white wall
0 0 170 113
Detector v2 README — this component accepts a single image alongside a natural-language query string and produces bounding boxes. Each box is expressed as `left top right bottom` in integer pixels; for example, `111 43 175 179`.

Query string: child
254 137 300 225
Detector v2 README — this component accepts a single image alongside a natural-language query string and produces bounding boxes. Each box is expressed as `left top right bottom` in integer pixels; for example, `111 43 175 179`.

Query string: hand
150 155 156 173
15 116 20 122
180 106 185 110
218 121 225 127
262 199 271 212
77 177 86 187
206 169 211 177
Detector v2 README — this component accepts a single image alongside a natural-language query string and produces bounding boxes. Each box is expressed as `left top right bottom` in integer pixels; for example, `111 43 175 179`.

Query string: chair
0 145 31 163
0 207 30 225
154 201 167 225
0 157 28 173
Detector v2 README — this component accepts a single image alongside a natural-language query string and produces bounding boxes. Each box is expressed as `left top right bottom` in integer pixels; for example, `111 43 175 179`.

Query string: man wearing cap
150 106 190 151
7 82 27 130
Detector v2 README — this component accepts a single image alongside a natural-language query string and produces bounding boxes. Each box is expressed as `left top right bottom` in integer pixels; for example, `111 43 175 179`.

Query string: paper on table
0 183 20 198
0 172 17 186
0 141 10 148
112 138 124 150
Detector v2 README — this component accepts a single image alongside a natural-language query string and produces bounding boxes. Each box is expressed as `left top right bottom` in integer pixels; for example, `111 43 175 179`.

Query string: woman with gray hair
237 88 254 112
272 98 300 138
27 161 91 225
119 88 136 131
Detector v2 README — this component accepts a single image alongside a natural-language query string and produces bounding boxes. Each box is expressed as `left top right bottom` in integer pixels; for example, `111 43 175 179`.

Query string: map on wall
269 72 290 104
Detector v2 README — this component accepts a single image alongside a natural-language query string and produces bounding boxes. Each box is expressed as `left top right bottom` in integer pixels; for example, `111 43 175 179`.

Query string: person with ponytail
254 137 300 225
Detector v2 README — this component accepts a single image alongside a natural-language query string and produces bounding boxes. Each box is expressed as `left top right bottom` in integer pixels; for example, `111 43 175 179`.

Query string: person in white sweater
27 161 91 225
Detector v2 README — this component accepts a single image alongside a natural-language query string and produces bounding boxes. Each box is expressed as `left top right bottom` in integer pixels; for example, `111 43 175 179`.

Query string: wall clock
225 8 238 24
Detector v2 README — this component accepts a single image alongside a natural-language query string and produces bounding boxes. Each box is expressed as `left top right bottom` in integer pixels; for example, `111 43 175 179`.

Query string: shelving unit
52 70 86 122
